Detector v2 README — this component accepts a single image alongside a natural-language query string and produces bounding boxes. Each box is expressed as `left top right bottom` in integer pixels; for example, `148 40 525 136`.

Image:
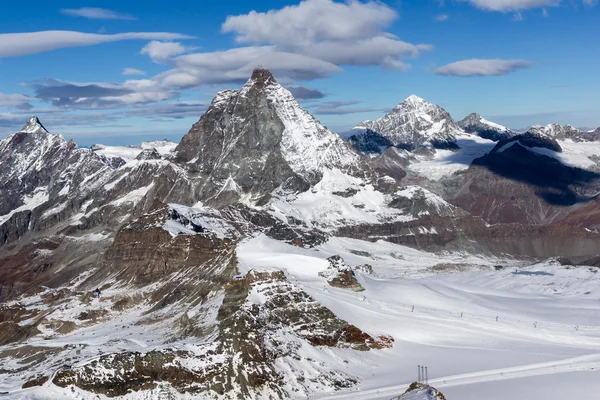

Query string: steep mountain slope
176 68 364 206
352 95 461 151
448 131 600 226
457 113 513 142
0 118 112 244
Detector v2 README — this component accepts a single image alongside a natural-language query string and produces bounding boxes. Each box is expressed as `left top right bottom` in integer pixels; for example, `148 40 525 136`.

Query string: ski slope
3 235 599 399
238 235 600 400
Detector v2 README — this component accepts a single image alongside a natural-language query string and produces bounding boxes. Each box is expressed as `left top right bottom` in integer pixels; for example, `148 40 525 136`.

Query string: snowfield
237 236 600 400
408 135 496 180
3 235 599 399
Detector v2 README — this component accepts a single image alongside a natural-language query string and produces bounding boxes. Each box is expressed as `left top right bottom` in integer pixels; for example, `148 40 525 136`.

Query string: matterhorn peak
20 116 48 134
248 68 278 89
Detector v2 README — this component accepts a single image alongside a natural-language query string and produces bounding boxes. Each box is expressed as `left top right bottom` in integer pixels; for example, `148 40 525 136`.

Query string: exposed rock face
94 214 235 287
355 95 461 151
494 130 562 153
396 382 447 400
457 113 513 141
52 270 392 398
335 214 600 259
448 137 600 225
347 127 394 153
175 68 364 206
368 147 412 183
319 255 364 291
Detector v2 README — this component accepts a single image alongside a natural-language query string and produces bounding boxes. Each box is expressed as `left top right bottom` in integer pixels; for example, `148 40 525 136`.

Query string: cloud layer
0 31 193 58
434 59 534 76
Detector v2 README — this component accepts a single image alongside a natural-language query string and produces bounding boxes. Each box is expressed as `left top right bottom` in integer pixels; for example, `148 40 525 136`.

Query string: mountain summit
355 95 460 151
175 68 363 206
20 116 49 134
249 67 278 88
457 113 512 141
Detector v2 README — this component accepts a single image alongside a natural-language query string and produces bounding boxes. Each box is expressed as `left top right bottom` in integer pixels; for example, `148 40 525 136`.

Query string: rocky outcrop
53 270 392 399
396 382 447 400
319 255 364 291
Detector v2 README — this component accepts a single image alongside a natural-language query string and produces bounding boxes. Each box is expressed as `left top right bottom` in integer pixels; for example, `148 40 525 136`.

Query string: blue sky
0 0 598 145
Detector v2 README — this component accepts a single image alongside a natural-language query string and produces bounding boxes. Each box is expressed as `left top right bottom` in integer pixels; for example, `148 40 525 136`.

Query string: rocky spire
248 68 278 89
20 116 49 134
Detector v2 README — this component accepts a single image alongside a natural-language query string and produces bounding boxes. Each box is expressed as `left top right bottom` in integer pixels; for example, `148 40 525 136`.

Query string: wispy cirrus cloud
61 8 136 20
0 31 193 58
434 59 535 76
311 100 383 115
460 0 595 11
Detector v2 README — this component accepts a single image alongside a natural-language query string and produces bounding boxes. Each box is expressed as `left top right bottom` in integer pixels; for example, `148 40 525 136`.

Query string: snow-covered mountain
2 69 600 400
176 68 365 206
529 123 600 142
353 95 461 151
457 112 513 141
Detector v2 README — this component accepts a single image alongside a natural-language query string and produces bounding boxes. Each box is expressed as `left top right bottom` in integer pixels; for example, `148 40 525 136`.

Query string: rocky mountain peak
175 69 363 206
462 112 481 123
356 95 460 151
20 116 48 134
458 113 511 141
248 68 278 89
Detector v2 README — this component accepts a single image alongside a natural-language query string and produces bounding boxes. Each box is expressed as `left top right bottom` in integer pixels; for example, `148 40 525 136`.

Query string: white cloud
141 41 187 63
461 0 594 11
0 31 193 58
122 68 146 76
221 0 431 69
0 93 33 110
152 46 342 89
61 7 136 20
223 0 397 45
436 14 449 21
434 59 535 76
